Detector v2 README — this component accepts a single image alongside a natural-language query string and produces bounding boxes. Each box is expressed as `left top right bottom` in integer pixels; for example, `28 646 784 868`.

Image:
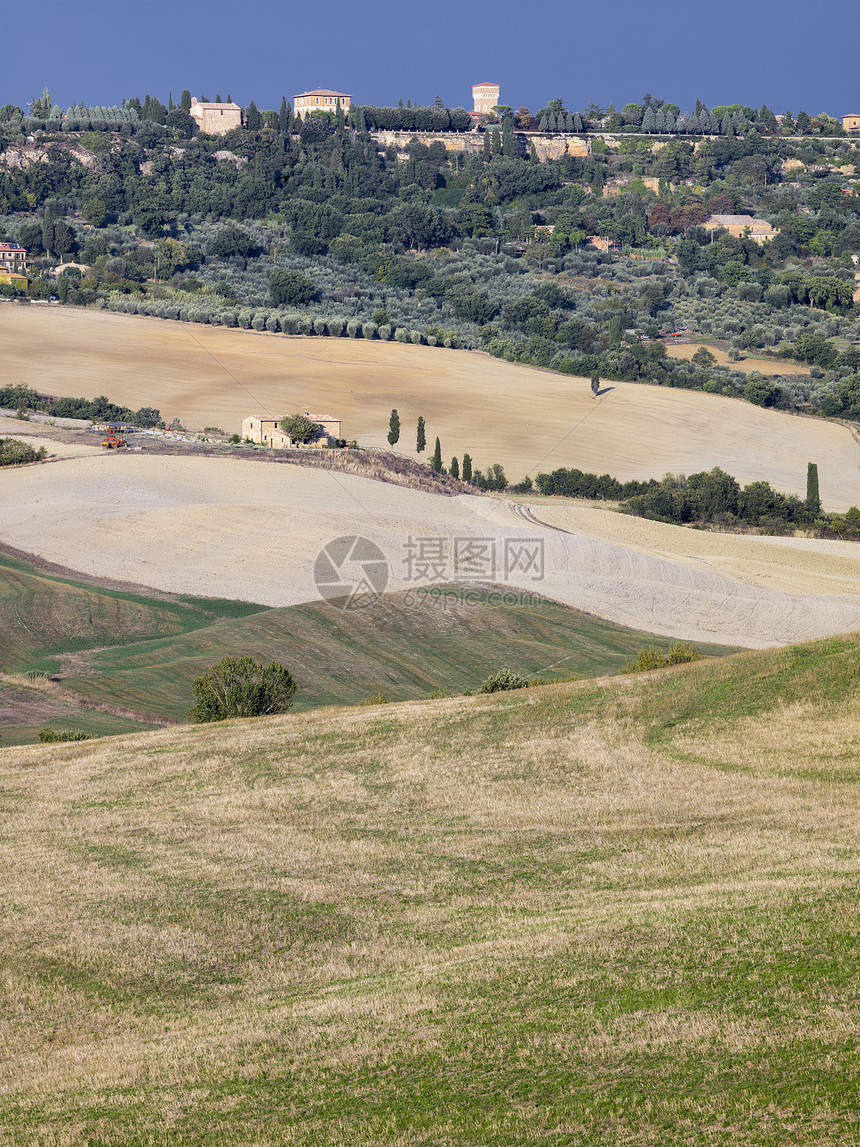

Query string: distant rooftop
294 89 351 99
472 81 499 89
709 214 770 227
189 99 241 110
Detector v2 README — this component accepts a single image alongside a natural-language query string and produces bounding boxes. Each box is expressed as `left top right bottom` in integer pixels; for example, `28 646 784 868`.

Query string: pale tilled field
3 450 860 648
4 305 860 504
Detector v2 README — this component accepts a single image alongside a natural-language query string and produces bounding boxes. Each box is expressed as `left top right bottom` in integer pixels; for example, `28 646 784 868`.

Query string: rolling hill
3 632 860 1144
6 305 860 506
0 547 735 742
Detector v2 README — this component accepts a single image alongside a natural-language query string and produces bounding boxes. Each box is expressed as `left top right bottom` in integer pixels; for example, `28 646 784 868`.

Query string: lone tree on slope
416 415 426 454
387 409 400 446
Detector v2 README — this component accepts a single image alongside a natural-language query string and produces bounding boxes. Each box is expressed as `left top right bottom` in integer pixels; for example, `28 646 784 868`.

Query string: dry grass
3 635 860 1144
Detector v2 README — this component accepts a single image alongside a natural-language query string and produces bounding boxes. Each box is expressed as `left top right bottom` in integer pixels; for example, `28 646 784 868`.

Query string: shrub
394 328 409 342
189 656 297 722
478 668 530 693
362 321 378 339
346 320 361 338
38 727 91 742
410 330 423 344
619 643 702 675
0 438 46 466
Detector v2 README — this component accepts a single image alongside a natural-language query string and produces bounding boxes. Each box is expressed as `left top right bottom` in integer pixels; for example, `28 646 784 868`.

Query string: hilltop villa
293 89 352 119
242 413 343 448
843 114 860 132
188 98 243 136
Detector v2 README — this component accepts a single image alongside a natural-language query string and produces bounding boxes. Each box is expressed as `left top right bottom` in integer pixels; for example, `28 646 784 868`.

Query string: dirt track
4 305 860 509
3 451 860 648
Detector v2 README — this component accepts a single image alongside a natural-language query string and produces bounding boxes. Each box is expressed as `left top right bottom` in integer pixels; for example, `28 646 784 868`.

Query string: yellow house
293 90 351 119
242 414 343 447
0 271 27 291
843 114 860 132
188 98 243 136
703 214 775 245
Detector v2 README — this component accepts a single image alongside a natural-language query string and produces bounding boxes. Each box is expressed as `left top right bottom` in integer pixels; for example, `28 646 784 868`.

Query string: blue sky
4 0 857 118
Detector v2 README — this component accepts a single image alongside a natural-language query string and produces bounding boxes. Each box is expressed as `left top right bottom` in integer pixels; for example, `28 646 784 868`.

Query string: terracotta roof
0 242 25 251
294 89 351 99
472 82 499 89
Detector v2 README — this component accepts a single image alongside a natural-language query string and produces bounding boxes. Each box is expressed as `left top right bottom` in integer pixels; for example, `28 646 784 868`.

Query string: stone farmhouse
293 90 352 119
843 114 860 132
188 98 243 136
242 413 343 448
703 214 775 245
0 241 27 270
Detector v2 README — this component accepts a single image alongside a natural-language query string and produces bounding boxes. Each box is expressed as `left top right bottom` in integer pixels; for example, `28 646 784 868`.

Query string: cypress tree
416 416 426 453
279 96 288 134
806 462 820 513
491 127 502 156
450 456 460 479
462 453 473 482
432 437 442 472
168 91 175 111
483 130 491 161
245 100 262 131
387 408 400 446
502 116 514 158
179 89 192 112
572 112 584 133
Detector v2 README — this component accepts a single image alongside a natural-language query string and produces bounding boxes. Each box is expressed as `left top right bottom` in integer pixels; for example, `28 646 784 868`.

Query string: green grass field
0 550 736 741
3 632 860 1144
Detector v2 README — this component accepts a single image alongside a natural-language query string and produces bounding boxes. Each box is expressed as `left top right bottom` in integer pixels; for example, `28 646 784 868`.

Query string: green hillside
62 586 735 718
0 550 736 742
3 632 860 1144
0 549 265 675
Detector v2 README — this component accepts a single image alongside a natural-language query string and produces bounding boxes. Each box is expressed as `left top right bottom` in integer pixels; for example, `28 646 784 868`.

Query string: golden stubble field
4 304 859 504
